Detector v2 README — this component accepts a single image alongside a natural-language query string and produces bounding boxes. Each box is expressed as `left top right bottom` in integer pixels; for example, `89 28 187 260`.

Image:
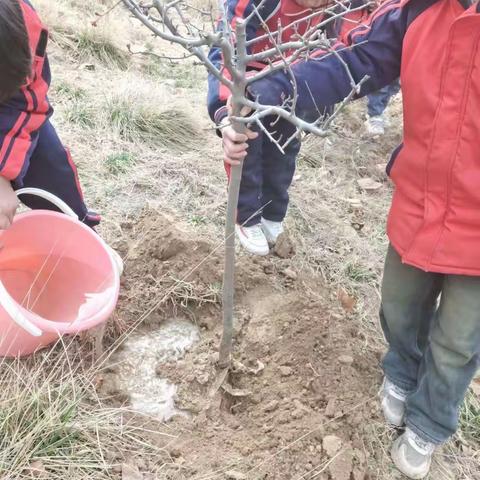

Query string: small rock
169 448 182 458
352 468 367 480
121 463 143 480
325 397 337 418
293 399 308 411
291 409 304 419
264 400 279 412
338 288 357 312
323 435 343 457
281 268 297 280
329 449 353 480
263 264 274 275
225 470 247 480
357 177 382 192
346 198 362 207
26 460 46 477
338 355 354 366
82 63 95 71
196 372 210 385
278 412 290 424
273 233 295 259
279 366 293 377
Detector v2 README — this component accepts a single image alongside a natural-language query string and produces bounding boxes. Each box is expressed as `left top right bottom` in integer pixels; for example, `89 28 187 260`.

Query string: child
0 0 101 231
223 0 480 477
207 0 369 256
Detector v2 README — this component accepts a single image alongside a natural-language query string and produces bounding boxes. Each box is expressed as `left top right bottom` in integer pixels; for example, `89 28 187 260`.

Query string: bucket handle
16 187 79 219
0 189 79 338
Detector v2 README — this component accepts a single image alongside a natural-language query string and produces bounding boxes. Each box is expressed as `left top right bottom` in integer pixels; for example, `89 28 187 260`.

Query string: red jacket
207 0 370 124
251 0 480 276
0 0 51 180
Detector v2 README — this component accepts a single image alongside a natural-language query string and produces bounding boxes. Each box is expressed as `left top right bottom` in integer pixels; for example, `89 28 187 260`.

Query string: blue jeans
238 118 300 227
380 244 480 444
367 79 401 117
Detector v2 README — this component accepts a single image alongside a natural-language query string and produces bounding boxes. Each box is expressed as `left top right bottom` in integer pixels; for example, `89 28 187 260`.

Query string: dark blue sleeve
207 0 279 124
248 0 411 120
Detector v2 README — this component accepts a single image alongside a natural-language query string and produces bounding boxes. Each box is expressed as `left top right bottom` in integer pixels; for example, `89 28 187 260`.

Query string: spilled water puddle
115 318 200 421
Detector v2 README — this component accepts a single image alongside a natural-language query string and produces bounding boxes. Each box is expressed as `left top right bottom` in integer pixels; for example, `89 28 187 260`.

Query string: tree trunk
218 21 248 370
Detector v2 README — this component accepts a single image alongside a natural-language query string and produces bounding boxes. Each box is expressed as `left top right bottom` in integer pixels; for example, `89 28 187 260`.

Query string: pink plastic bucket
0 188 120 357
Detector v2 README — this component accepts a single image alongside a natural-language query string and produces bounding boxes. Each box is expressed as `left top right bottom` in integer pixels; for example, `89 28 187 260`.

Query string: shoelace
245 226 265 241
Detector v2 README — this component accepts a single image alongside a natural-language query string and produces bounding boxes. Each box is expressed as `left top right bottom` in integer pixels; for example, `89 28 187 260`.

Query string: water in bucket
0 254 114 323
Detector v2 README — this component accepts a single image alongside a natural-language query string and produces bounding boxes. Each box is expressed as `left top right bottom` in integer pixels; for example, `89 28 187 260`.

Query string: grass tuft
105 89 198 150
54 81 86 102
460 391 480 442
74 30 129 69
64 100 96 128
105 152 137 175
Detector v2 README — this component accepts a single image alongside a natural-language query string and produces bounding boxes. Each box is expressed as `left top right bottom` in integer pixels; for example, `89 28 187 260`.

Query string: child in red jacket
208 0 370 255
224 0 480 477
0 0 100 230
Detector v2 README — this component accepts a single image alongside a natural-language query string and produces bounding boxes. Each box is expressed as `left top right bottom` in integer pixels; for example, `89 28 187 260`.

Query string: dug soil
99 210 385 480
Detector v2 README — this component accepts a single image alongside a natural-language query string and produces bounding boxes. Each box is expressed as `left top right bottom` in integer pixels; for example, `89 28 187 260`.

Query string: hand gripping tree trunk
121 0 369 371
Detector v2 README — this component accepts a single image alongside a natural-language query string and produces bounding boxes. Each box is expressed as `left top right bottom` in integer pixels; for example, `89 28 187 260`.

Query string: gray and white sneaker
391 428 435 479
365 114 386 135
380 377 408 427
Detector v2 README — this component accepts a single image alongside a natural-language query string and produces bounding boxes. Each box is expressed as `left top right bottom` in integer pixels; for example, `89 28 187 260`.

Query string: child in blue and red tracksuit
207 0 370 256
224 0 480 477
0 0 100 231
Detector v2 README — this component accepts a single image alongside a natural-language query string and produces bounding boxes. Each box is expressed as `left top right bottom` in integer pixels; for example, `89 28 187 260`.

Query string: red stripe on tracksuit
348 0 405 41
0 0 51 180
65 148 85 201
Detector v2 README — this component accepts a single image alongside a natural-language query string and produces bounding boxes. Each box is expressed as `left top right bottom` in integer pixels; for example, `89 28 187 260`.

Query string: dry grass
104 88 198 149
0 341 170 478
1 0 478 478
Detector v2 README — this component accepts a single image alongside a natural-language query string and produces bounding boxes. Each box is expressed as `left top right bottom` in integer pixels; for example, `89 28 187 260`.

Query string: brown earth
99 210 385 480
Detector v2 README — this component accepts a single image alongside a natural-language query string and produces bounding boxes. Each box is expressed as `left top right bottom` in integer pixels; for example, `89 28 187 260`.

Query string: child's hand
221 96 258 165
221 119 258 166
0 176 18 230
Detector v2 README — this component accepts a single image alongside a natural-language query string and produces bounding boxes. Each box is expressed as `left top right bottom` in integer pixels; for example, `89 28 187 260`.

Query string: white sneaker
261 218 284 245
365 115 385 135
391 428 435 479
380 377 407 427
235 224 269 256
